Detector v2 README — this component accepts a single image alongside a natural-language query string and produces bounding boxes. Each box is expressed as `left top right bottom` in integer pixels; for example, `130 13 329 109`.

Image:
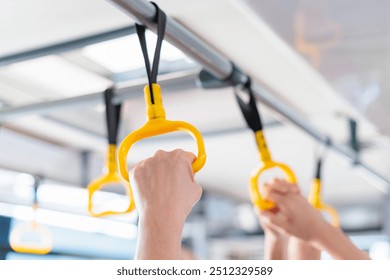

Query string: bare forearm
311 224 370 260
288 237 321 260
136 217 183 260
264 234 287 260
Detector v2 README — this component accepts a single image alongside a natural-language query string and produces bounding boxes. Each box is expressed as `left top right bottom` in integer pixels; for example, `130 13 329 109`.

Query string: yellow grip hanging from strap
118 5 206 195
87 144 136 217
249 130 297 210
87 86 135 217
118 84 207 183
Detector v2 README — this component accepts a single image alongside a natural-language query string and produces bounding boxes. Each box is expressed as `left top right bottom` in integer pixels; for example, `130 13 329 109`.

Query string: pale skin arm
262 180 370 260
256 202 288 259
137 215 183 260
310 223 369 260
259 214 320 260
270 180 321 260
130 149 202 260
181 246 198 260
258 207 288 260
263 232 288 260
256 181 289 259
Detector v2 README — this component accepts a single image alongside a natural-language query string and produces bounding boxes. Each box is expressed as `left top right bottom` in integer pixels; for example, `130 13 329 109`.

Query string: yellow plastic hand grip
118 84 206 182
87 144 136 217
249 131 297 210
9 221 53 255
308 178 340 227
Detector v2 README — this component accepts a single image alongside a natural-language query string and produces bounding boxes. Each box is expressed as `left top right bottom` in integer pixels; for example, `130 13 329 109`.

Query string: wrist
136 215 184 260
139 213 184 237
264 230 283 242
308 220 336 250
264 232 287 260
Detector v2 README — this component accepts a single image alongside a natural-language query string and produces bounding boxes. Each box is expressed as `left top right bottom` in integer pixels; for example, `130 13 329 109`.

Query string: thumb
129 160 144 182
266 192 289 214
184 151 196 163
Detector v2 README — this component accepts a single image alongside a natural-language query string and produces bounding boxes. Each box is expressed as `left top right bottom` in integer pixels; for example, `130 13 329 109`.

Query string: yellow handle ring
87 171 136 217
87 144 136 217
118 118 207 182
250 162 297 210
10 222 53 255
309 179 340 227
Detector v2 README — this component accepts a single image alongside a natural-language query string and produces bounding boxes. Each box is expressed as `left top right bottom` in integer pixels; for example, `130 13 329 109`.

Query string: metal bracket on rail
197 63 247 89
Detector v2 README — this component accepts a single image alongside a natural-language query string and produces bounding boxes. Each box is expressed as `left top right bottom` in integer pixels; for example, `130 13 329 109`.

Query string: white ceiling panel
4 56 111 98
0 0 133 56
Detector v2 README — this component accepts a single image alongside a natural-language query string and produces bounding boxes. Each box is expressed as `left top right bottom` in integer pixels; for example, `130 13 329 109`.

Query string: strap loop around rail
234 78 263 133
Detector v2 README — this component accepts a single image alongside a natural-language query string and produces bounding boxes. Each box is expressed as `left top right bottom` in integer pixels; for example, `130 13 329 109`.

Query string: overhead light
37 183 89 209
0 202 138 240
1 178 138 224
10 180 134 216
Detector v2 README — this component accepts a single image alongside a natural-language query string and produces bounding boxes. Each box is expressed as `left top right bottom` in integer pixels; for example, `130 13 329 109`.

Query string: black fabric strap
104 87 121 145
32 175 42 206
234 78 263 133
135 2 166 104
315 156 322 180
314 142 330 180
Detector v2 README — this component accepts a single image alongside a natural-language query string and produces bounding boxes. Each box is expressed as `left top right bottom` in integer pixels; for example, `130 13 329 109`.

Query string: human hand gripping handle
131 149 202 259
261 181 369 259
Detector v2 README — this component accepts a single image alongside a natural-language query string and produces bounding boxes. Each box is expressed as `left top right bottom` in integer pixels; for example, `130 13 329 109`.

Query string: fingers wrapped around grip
250 162 297 210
